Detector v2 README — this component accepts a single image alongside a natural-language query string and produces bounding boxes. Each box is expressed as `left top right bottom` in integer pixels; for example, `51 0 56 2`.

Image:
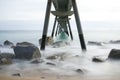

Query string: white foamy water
0 30 120 77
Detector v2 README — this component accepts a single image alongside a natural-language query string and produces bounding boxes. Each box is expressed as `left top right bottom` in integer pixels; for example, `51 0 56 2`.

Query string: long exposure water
0 30 120 77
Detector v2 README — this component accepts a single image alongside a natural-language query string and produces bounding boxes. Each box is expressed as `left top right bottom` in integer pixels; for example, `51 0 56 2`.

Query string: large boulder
4 40 14 46
108 49 120 59
39 36 54 45
14 42 41 60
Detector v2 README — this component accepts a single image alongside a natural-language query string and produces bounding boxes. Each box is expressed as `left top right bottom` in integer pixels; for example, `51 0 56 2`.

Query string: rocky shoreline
0 39 120 80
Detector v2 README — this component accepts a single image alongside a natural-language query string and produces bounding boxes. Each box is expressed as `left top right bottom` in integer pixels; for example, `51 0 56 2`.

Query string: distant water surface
0 30 120 45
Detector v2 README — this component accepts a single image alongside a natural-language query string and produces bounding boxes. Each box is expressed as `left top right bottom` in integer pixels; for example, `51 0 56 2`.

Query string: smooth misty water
0 30 120 77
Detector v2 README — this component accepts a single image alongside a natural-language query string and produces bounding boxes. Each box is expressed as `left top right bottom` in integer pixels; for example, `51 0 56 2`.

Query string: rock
12 73 21 77
46 53 68 61
46 36 54 45
16 42 35 46
76 69 84 74
30 59 44 64
14 42 41 60
52 41 70 48
109 40 120 44
46 55 58 60
0 53 15 59
108 49 120 59
4 40 14 46
39 36 54 45
11 45 16 48
46 62 56 66
92 56 106 62
0 58 12 65
0 53 15 65
41 77 45 79
88 41 102 46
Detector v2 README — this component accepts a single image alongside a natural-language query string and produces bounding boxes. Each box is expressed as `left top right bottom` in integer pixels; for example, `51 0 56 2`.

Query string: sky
0 0 120 30
78 0 120 21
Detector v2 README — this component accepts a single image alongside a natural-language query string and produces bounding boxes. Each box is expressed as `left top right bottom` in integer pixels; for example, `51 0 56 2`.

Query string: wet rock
76 69 84 74
16 42 35 46
92 56 106 62
12 73 21 77
14 42 41 60
46 53 68 61
52 41 70 48
108 49 120 59
11 45 16 48
88 41 103 46
4 40 14 46
0 53 15 59
75 55 80 57
109 40 120 44
0 53 15 65
46 62 56 66
39 36 54 45
46 55 58 60
0 58 12 65
30 59 44 64
41 76 45 79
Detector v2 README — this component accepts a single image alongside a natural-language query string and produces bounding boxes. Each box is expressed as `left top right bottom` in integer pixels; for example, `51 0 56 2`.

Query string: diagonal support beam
40 0 52 50
72 0 86 50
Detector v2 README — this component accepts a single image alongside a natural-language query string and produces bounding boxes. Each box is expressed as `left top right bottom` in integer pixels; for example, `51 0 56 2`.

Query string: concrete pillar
67 18 73 40
41 0 52 50
51 16 57 37
72 0 86 50
55 23 60 36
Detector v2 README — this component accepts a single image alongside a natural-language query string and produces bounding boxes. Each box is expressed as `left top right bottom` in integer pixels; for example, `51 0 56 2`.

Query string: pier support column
41 0 52 50
72 0 86 50
67 18 73 40
55 23 59 36
51 16 57 37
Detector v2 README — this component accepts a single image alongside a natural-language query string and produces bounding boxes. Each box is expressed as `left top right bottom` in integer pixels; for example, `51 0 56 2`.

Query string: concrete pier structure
40 0 86 51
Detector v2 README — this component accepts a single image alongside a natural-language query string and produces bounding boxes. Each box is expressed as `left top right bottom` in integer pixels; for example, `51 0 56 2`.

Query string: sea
0 29 120 77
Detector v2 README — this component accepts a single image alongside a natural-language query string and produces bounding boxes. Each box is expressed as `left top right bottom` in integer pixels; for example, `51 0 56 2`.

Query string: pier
40 0 86 51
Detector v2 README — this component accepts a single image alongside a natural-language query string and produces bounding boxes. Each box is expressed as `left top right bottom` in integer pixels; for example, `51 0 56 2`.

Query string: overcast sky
78 0 120 21
0 0 120 30
0 0 120 21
